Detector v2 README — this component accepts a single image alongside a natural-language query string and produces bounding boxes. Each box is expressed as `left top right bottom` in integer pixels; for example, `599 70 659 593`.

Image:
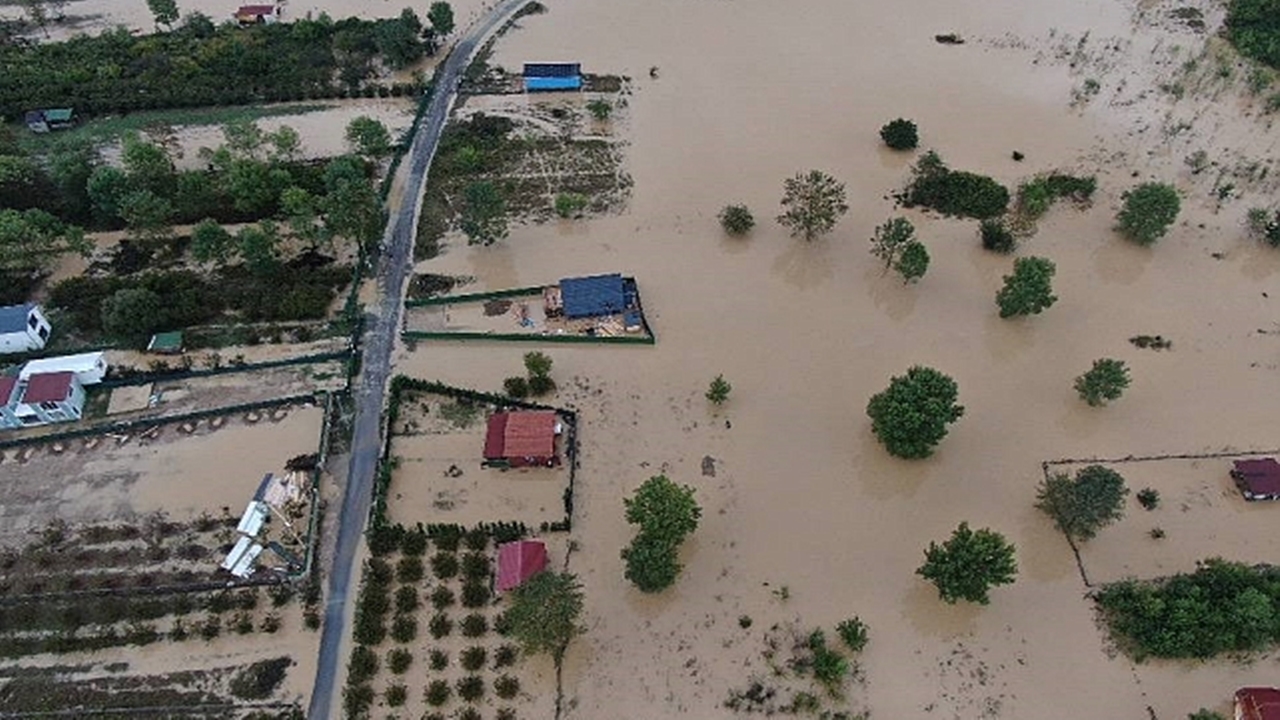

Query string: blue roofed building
0 303 51 354
559 274 627 319
524 62 582 92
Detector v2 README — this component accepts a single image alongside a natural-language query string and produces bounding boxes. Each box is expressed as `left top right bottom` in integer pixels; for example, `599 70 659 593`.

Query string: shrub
200 615 221 640
260 614 281 633
1116 182 1180 245
493 610 512 635
459 710 482 720
901 151 1009 219
268 583 296 607
429 649 448 670
1226 0 1280 69
233 612 255 634
229 657 291 700
425 679 451 706
385 683 407 707
996 256 1057 318
462 581 491 608
497 709 517 720
522 352 553 380
866 366 964 459
348 645 379 684
528 373 556 396
1016 173 1096 219
1247 207 1280 247
431 552 459 580
342 683 374 717
457 675 485 702
718 204 755 236
836 617 870 653
503 376 530 398
462 645 488 671
808 631 850 691
387 648 413 674
880 118 919 150
461 613 489 637
396 556 425 583
494 644 519 668
917 522 1018 605
394 586 420 614
706 375 731 405
1074 358 1130 407
554 192 589 219
586 98 613 120
390 614 418 643
979 219 1017 254
495 674 521 699
429 613 453 639
1137 488 1161 510
401 528 429 556
431 585 456 609
462 552 491 580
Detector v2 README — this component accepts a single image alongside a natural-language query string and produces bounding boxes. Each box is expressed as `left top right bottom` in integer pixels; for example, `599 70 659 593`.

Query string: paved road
308 2 528 717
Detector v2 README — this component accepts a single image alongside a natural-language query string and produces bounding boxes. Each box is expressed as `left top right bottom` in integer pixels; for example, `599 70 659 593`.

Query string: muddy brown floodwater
390 0 1280 717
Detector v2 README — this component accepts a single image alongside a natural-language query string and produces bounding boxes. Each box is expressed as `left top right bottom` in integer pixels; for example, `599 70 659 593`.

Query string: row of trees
621 476 701 593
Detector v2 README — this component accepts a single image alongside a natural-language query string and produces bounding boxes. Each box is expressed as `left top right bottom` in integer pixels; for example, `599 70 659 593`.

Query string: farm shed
235 4 280 24
147 330 184 355
0 303 51 354
1230 458 1280 501
24 109 75 134
1237 687 1280 720
496 539 549 592
483 410 561 467
558 273 626 319
19 351 108 385
523 62 582 91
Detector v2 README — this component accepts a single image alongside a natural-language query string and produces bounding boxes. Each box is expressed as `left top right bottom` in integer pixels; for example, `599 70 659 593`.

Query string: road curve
308 2 529 716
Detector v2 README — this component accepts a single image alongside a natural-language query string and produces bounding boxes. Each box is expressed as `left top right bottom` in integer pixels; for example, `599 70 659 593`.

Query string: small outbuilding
1231 458 1280 501
496 539 548 593
24 108 76 134
523 62 582 92
235 4 280 24
0 303 51 354
19 351 108 386
0 377 19 429
1237 687 1280 720
147 330 184 355
483 410 561 467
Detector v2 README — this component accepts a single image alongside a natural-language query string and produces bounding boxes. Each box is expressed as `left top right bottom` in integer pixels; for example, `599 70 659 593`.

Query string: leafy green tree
375 12 424 69
0 208 90 273
428 1 454 36
1188 709 1226 720
554 192 589 219
190 219 234 264
718 204 754 236
895 240 930 284
0 154 45 210
460 181 508 245
87 166 131 224
777 170 849 240
979 218 1017 254
706 374 731 405
880 118 919 150
122 133 175 194
504 571 584 668
622 534 681 593
267 126 301 162
323 157 385 248
224 158 291 216
917 522 1018 605
236 221 281 274
345 116 393 158
866 366 964 459
280 186 331 252
101 287 166 344
146 0 179 29
870 216 915 269
1074 358 1131 407
902 151 1010 220
1036 465 1128 543
523 351 552 378
995 256 1057 318
1116 182 1180 245
624 475 701 542
119 190 174 242
46 139 99 223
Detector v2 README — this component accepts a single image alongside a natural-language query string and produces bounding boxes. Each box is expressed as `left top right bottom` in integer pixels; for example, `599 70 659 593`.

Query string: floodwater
392 0 1280 718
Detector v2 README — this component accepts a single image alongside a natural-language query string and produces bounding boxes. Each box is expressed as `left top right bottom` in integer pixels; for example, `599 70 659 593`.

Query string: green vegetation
428 1 456 37
1074 358 1131 407
460 180 509 245
1247 207 1280 246
879 118 919 150
1036 465 1128 543
706 374 732 405
979 218 1017 254
995 256 1057 318
503 376 530 398
835 617 869 653
586 98 613 121
229 657 291 700
895 240 930 284
1116 182 1180 245
719 203 755 236
1015 173 1097 220
776 170 849 240
803 630 850 694
345 116 393 159
1137 487 1161 510
901 151 1010 219
504 571 585 669
554 191 590 218
1189 710 1226 720
387 648 412 674
917 522 1018 605
866 366 964 459
869 217 915 269
1226 0 1280 69
1095 560 1280 659
621 475 702 592
0 209 90 274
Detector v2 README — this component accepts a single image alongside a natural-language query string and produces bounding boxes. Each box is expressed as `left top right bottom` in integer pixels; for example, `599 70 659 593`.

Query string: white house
19 351 108 385
9 372 86 426
0 304 51 354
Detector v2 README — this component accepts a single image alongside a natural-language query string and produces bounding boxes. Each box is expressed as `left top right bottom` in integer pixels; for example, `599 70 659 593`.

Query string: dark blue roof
0 304 34 334
560 274 626 319
524 62 581 78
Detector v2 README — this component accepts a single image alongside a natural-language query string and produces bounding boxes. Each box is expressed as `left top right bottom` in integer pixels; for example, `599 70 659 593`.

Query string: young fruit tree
776 170 849 241
870 216 915 269
866 366 964 459
995 256 1057 318
504 571 584 670
1116 182 1180 245
706 374 731 405
917 522 1018 605
1074 358 1130 406
718 204 755 236
894 240 930 284
879 118 919 150
1035 465 1128 543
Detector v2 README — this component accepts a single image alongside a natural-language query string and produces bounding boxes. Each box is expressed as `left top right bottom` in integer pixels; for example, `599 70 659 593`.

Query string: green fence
404 285 544 308
402 330 654 344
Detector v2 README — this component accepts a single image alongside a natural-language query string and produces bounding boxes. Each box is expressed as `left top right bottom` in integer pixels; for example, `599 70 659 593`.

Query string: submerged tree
146 0 179 30
870 216 915 269
777 170 849 241
622 475 701 593
895 240 930 284
866 366 964 459
102 287 166 345
917 522 1018 605
1116 182 1180 245
504 571 584 670
706 374 731 405
460 180 508 245
1074 358 1131 407
1036 465 1128 543
719 204 755 236
879 118 919 150
0 208 90 273
995 256 1057 318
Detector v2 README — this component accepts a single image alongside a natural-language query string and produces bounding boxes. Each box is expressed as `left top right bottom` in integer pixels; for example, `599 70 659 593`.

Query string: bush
396 556 425 583
431 585 456 609
199 616 221 640
494 644 519 667
461 613 489 637
342 683 374 717
461 645 488 671
457 675 485 702
996 256 1057 319
979 219 1017 253
1074 358 1130 407
901 151 1009 219
503 376 530 398
528 373 556 396
586 98 613 120
495 674 520 699
394 586 420 614
429 612 453 639
401 528 429 556
425 679 451 706
718 204 755 236
866 366 964 459
260 614 281 633
462 552 491 580
429 649 448 670
1016 173 1097 219
1137 488 1161 510
431 552 459 580
462 581 491 608
1226 0 1280 69
459 710 482 720
384 683 407 707
1116 182 1180 245
229 657 291 700
880 118 919 150
836 617 869 653
390 614 418 643
387 648 413 674
554 192 589 219
348 645 379 684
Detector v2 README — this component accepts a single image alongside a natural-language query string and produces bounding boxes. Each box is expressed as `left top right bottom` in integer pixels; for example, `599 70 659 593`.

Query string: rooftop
0 303 35 334
560 274 626 319
0 376 16 404
19 351 105 381
485 411 558 459
1233 458 1280 497
1238 688 1280 720
22 372 73 404
496 540 549 592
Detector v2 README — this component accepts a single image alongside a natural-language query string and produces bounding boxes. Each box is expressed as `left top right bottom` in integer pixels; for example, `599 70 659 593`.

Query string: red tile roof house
1231 459 1280 501
483 411 562 468
235 3 280 24
1237 688 1280 720
9 372 86 427
496 540 549 593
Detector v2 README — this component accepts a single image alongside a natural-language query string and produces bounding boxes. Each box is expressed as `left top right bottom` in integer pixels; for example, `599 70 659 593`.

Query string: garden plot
101 362 344 422
386 395 569 531
1054 456 1280 585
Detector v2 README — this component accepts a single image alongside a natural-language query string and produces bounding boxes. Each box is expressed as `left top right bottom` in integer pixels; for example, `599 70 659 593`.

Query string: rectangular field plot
1056 455 1280 585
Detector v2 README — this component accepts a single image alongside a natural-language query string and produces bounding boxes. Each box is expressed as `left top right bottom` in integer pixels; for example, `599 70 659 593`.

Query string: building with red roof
235 3 280 24
1236 687 1280 720
1231 459 1280 501
483 411 561 467
6 372 85 428
496 540 549 593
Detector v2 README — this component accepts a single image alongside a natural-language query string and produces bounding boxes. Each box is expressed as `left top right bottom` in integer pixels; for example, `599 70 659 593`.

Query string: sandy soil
389 0 1280 718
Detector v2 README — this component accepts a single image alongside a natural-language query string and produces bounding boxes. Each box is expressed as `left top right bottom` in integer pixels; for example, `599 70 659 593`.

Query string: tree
718 204 755 236
122 133 175 194
554 192 589 219
870 217 915 269
86 166 131 224
866 366 964 459
236 221 281 274
523 351 552 378
1036 465 1128 543
0 208 90 273
503 571 583 668
880 118 919 150
345 116 393 159
280 187 331 251
979 218 1016 254
267 126 301 162
706 375 731 405
460 181 508 245
586 99 612 121
995 256 1057 318
428 1 454 36
1116 182 1180 245
1074 358 1130 407
146 0 179 29
622 534 681 593
895 240 930 284
622 475 701 593
119 190 173 242
375 13 424 69
323 157 385 249
190 219 234 264
776 170 849 241
917 522 1018 605
101 287 166 344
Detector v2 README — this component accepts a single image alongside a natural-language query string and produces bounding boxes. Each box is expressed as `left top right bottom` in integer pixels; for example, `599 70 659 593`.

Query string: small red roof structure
22 372 73 404
236 4 276 14
484 411 559 467
1231 458 1280 501
496 540 548 592
0 376 16 404
1237 687 1280 720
